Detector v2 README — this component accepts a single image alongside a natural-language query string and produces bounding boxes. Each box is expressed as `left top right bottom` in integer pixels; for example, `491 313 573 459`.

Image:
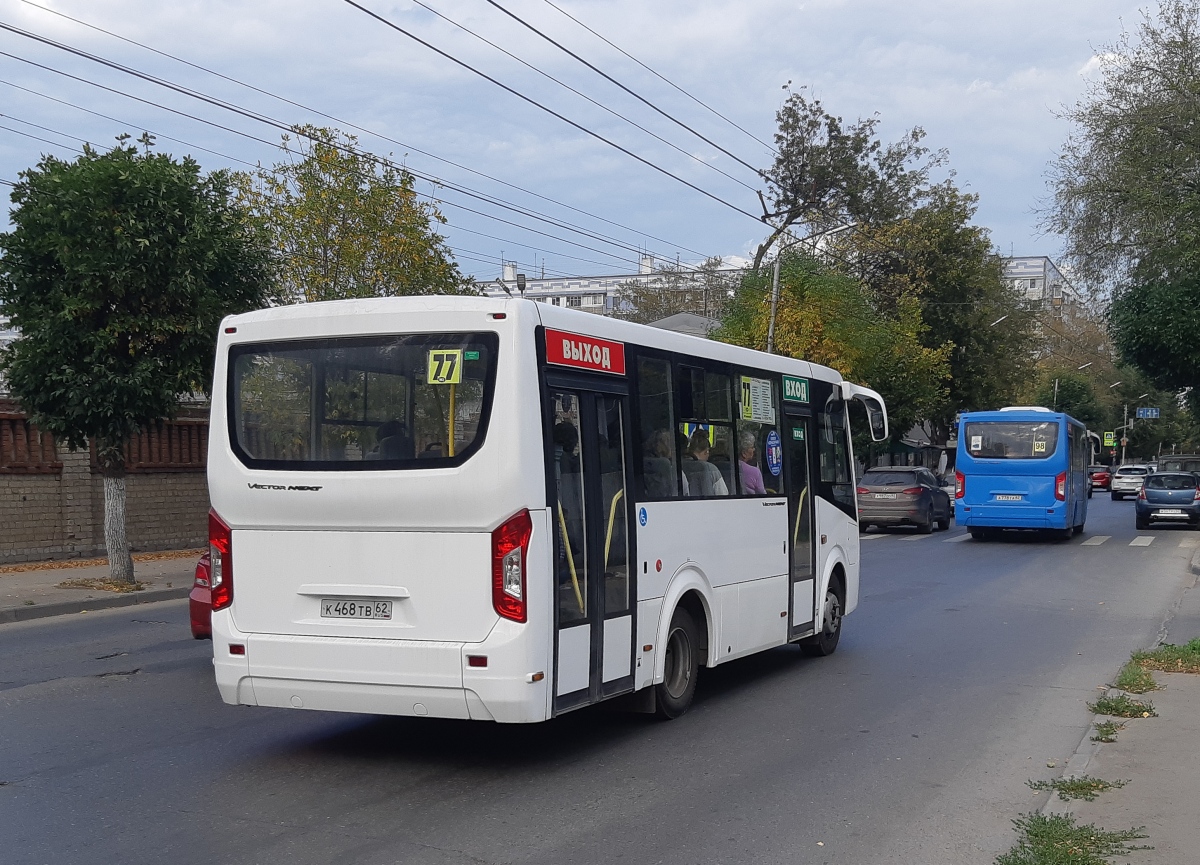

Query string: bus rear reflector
955 470 965 499
492 509 532 623
1055 472 1067 501
209 509 233 611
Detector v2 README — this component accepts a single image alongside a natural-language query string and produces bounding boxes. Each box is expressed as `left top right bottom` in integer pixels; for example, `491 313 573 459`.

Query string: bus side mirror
843 383 889 442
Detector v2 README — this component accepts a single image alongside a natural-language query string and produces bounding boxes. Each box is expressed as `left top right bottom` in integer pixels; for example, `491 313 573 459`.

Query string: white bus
208 296 888 722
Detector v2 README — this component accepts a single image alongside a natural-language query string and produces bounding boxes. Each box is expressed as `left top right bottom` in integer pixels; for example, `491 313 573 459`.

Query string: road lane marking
1129 536 1155 546
860 533 885 540
944 533 971 542
900 534 930 541
1180 537 1200 548
1081 536 1110 546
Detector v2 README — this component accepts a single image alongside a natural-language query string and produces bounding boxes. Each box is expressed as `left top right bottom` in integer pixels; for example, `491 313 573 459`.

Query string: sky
0 0 1154 282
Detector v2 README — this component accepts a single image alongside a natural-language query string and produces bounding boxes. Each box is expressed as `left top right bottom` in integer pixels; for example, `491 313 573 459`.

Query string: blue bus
955 407 1090 540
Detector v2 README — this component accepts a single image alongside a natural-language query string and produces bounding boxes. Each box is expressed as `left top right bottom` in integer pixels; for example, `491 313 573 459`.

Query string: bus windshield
964 421 1059 459
230 332 498 469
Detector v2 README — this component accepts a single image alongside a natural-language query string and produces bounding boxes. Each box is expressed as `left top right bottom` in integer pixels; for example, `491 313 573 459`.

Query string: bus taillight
1055 472 1067 501
492 509 533 623
954 470 965 499
209 509 233 612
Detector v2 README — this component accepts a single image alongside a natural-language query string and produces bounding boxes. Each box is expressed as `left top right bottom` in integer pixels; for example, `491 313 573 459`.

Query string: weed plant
995 813 1149 865
1087 694 1156 718
1027 775 1128 802
1113 661 1158 694
1090 721 1125 743
1131 638 1200 674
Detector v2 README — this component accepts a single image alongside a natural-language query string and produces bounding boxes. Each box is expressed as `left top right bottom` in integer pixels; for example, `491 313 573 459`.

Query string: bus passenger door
784 413 815 636
546 385 635 714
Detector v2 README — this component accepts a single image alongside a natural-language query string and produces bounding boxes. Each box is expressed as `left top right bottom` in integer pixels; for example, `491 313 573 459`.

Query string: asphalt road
3 495 1197 865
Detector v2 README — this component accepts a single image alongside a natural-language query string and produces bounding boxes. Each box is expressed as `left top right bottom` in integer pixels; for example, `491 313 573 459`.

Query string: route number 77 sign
427 349 463 385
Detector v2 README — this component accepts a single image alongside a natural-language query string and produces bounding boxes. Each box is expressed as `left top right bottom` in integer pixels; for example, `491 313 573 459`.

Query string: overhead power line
338 0 761 221
404 0 756 192
0 39 658 269
536 0 777 154
17 0 708 259
479 0 765 177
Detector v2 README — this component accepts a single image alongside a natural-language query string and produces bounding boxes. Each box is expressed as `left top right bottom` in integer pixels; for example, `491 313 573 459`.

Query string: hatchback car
1110 465 1150 500
189 551 212 640
1135 472 1200 529
1088 465 1112 491
857 467 952 533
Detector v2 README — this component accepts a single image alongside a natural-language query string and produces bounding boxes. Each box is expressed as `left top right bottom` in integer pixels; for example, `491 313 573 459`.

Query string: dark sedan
1135 472 1200 530
857 467 952 533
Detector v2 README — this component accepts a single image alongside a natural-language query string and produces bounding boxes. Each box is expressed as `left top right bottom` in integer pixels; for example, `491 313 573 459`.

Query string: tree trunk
100 457 134 584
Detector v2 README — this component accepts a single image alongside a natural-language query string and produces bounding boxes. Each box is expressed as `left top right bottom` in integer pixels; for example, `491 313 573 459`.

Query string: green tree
716 253 951 441
239 125 474 302
0 137 271 582
754 88 942 271
1034 371 1105 429
835 186 1038 442
1109 273 1200 415
612 257 738 324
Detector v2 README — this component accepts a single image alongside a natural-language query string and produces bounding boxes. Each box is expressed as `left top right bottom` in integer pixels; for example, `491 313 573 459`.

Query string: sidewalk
0 551 200 623
1044 549 1200 864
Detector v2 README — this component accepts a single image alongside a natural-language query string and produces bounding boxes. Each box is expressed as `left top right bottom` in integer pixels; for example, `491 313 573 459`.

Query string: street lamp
1108 381 1122 388
1138 393 1150 399
1077 362 1092 370
989 315 1008 327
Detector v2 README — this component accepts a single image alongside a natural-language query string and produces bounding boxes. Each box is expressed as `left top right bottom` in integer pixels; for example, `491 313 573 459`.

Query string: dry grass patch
56 578 148 593
0 549 201 575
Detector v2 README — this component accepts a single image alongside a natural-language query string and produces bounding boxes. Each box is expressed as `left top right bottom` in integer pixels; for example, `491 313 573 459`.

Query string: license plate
321 598 393 620
874 493 897 499
1158 509 1184 515
996 494 1023 501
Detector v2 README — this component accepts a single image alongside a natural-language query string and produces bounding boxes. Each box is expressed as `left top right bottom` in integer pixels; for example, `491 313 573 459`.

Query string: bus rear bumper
212 612 550 723
955 503 1069 529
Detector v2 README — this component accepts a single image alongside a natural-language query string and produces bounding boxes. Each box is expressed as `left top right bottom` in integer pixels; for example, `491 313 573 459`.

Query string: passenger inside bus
642 429 678 497
366 419 413 460
738 431 766 495
683 428 729 496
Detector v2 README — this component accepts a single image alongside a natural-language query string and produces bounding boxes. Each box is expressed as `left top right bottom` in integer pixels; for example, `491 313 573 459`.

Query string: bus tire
800 578 844 657
969 528 990 541
655 607 700 720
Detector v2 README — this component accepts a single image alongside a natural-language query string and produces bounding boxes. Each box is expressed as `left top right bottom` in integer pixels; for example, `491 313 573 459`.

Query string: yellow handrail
603 488 624 568
794 485 808 546
556 502 585 614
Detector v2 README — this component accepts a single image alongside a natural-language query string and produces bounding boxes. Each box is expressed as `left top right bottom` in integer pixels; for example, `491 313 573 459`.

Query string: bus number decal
427 349 463 384
545 329 626 375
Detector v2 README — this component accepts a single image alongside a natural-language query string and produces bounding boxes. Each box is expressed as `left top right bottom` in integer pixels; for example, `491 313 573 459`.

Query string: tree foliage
0 137 272 580
755 88 943 271
238 125 474 302
1033 371 1105 429
833 186 1038 442
716 254 951 441
612 257 738 325
1110 272 1200 414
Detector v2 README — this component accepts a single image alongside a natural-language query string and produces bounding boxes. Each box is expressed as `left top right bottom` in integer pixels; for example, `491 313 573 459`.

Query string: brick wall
0 402 210 564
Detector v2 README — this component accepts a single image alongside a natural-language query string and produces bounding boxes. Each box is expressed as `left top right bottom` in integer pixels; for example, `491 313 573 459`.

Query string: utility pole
1053 378 1059 410
767 256 781 354
1121 404 1128 466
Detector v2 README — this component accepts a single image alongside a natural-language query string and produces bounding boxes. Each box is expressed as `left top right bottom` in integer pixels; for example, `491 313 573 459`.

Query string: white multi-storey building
1002 256 1080 310
480 255 662 315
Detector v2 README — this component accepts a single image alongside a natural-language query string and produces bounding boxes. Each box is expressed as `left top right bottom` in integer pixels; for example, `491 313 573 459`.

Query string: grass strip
1087 694 1156 718
995 813 1149 865
1131 637 1200 674
1027 775 1128 802
1113 660 1158 694
1090 721 1125 743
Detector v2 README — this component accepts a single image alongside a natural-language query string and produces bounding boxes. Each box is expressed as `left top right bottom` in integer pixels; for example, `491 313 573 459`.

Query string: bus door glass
547 386 633 712
784 413 815 634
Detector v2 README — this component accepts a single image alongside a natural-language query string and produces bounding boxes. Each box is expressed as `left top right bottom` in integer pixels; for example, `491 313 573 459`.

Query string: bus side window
637 357 682 499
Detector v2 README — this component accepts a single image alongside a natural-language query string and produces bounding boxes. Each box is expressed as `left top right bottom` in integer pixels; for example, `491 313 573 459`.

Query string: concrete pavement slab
1056 672 1200 865
0 552 199 622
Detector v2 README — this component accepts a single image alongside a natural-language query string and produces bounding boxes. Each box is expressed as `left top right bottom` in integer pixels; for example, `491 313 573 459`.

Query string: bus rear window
229 333 498 470
964 421 1058 459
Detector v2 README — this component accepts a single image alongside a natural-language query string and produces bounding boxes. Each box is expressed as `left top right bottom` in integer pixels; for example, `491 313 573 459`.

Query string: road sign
1103 431 1116 447
1136 407 1161 419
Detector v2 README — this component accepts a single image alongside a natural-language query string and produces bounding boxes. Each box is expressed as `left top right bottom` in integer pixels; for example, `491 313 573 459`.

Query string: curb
0 587 190 624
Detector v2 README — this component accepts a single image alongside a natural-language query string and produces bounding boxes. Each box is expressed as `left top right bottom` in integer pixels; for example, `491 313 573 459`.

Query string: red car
190 551 212 640
1089 465 1112 491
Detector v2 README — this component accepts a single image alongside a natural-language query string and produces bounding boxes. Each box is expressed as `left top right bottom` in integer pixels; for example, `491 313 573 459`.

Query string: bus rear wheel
655 607 700 719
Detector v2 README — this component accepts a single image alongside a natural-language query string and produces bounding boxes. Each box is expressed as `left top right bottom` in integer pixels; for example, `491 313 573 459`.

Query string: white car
1111 465 1151 500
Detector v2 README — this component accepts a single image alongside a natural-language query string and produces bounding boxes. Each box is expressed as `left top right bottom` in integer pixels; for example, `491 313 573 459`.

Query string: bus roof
220 295 849 385
960 408 1087 427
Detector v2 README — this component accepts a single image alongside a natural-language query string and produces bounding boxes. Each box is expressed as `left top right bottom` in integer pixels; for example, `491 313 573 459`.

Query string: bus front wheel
655 607 700 719
801 579 844 657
